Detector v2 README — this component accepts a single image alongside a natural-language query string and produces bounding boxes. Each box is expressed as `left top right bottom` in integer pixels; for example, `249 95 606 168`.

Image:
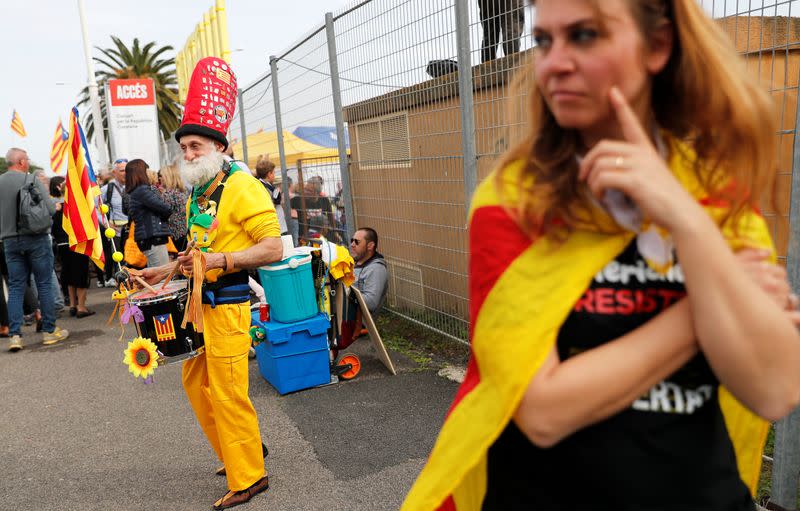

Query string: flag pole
77 0 108 169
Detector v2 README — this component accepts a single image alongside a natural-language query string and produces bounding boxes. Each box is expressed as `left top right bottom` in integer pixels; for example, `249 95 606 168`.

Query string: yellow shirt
187 169 280 280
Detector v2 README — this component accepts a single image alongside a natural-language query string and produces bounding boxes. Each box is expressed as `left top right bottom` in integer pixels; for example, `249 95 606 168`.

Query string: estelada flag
153 314 176 342
401 138 773 510
10 109 26 137
63 107 104 270
50 119 69 173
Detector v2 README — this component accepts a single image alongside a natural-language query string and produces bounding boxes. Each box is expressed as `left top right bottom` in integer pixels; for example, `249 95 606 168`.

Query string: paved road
0 288 461 510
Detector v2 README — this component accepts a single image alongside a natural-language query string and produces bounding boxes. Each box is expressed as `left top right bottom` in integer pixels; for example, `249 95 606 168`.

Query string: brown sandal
212 476 269 510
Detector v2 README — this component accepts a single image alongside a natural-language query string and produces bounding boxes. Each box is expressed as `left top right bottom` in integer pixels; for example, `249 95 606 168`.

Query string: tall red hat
175 57 238 149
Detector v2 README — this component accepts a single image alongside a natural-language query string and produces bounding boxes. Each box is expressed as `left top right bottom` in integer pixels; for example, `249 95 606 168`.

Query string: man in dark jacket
349 227 388 316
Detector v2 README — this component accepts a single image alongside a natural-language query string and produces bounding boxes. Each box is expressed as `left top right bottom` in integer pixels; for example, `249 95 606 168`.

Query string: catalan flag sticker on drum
153 314 177 342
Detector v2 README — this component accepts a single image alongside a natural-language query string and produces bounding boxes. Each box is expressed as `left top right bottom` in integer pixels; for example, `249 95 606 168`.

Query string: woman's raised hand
578 87 704 233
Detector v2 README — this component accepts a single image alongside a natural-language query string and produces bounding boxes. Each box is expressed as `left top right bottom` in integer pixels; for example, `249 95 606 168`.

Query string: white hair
180 148 226 187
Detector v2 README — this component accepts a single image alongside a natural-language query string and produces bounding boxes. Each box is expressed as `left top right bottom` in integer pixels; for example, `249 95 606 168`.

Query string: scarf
401 138 773 511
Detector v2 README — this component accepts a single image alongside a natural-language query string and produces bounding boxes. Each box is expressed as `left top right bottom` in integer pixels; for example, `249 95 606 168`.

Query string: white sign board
105 78 161 168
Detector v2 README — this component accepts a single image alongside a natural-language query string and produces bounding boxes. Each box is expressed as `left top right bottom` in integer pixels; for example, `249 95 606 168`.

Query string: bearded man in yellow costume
142 57 281 510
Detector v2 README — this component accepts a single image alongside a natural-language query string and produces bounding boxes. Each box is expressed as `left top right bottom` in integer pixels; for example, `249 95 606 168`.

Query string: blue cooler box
257 254 318 324
254 313 330 395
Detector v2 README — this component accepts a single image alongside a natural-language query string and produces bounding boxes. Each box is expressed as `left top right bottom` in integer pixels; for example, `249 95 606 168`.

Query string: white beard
180 150 225 187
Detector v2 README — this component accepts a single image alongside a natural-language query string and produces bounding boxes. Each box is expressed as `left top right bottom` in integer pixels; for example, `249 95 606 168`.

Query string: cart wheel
337 354 361 380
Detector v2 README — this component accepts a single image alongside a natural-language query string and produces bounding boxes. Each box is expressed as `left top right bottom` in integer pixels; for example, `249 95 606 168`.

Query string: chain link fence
230 4 800 503
231 0 800 336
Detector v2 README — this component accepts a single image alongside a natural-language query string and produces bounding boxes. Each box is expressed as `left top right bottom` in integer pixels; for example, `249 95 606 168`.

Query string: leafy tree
0 157 42 175
78 37 182 146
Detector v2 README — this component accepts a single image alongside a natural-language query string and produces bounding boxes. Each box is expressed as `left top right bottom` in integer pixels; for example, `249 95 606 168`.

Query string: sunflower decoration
123 337 159 379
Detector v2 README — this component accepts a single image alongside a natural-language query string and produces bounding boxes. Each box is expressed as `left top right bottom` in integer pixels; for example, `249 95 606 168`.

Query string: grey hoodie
353 252 388 315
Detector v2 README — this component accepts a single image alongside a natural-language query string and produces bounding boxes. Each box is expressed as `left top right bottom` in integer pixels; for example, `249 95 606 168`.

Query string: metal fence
230 3 800 502
230 0 800 334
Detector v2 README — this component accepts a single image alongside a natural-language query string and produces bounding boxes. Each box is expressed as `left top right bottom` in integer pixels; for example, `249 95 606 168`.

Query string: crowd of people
0 148 195 351
0 146 363 350
1 62 386 510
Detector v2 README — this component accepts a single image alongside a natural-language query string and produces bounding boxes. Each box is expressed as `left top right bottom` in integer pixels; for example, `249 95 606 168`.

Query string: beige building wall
718 16 800 259
343 16 800 330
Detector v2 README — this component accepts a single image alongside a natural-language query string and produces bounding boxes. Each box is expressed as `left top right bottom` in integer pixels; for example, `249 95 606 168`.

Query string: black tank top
482 241 754 511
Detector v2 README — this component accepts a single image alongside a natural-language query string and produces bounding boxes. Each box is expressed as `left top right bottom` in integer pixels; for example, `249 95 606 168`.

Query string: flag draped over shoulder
64 107 104 270
50 119 69 173
10 109 26 137
401 139 773 511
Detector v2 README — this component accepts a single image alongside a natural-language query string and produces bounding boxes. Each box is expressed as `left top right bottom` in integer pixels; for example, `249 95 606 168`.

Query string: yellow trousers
182 303 265 491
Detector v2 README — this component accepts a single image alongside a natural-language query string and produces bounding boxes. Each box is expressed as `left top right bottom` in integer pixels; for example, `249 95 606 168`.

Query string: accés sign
109 79 155 106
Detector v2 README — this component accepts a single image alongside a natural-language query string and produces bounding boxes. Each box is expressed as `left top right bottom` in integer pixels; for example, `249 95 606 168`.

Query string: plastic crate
253 313 331 394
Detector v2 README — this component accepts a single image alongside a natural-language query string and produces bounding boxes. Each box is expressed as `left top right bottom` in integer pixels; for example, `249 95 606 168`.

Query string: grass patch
376 313 469 371
757 424 775 506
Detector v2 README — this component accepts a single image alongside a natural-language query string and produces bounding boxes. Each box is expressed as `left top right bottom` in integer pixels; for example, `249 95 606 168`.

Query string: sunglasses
350 238 361 246
114 158 128 165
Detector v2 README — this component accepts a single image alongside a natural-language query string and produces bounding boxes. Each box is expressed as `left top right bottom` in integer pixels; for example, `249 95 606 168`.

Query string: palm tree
78 37 182 147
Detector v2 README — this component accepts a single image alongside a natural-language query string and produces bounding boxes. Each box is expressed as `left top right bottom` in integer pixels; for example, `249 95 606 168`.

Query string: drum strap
203 284 251 307
202 271 250 306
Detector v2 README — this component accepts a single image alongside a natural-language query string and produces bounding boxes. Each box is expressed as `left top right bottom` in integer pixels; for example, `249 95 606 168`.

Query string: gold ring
615 156 625 168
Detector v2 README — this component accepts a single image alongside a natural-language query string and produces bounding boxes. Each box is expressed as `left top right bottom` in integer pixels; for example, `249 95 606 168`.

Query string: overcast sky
2 0 353 171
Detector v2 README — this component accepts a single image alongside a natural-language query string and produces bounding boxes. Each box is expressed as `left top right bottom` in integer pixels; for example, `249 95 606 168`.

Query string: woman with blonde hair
403 1 800 510
158 163 189 252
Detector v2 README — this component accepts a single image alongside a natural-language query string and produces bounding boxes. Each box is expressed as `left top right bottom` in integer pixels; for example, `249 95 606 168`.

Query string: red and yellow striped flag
63 107 104 270
401 138 774 511
50 119 69 173
10 110 26 137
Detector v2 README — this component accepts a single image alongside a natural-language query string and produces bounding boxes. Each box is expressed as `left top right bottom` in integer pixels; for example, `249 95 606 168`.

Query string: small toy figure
249 325 266 346
188 201 219 253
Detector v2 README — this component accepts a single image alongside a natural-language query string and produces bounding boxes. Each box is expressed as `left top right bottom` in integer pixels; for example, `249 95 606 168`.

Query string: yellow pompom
100 204 109 214
104 227 116 239
112 251 124 263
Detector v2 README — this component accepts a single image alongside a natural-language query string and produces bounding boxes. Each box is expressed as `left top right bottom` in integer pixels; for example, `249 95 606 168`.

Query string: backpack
17 174 52 234
105 181 123 213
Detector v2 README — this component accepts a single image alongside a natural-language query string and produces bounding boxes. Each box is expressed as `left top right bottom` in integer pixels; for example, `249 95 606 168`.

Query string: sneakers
42 327 69 345
8 335 22 352
96 279 105 288
104 278 117 288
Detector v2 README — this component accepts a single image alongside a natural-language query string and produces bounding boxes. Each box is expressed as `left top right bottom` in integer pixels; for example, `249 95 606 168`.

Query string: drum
127 280 204 364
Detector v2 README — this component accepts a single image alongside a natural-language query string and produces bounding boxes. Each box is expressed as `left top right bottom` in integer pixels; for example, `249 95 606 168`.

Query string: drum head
129 279 189 305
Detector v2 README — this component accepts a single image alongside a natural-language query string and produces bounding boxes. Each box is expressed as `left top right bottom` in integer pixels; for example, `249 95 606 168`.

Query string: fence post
325 11 357 241
771 73 800 510
237 88 248 165
454 0 477 215
270 56 293 237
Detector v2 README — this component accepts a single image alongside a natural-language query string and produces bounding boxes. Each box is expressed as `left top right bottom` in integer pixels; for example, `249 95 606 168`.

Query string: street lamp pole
77 0 108 168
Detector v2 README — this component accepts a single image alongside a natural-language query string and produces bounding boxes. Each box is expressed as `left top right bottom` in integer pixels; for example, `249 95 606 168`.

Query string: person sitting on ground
349 227 388 317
